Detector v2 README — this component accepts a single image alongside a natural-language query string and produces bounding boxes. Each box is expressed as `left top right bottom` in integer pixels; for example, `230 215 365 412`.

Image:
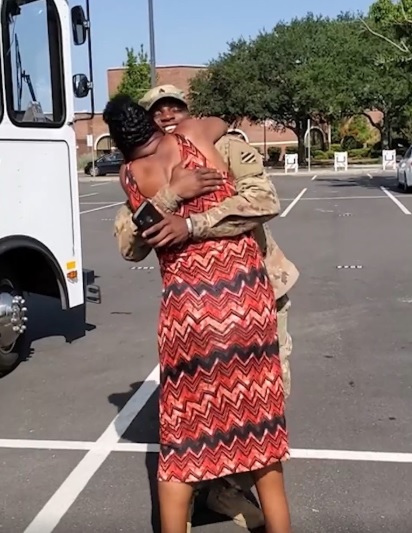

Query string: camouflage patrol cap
139 84 187 111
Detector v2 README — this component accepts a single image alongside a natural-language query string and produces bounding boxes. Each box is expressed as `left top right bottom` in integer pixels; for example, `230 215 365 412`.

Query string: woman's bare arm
176 117 228 144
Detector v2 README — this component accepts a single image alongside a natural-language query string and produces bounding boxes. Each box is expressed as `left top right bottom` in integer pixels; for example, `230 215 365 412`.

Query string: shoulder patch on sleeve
241 151 257 164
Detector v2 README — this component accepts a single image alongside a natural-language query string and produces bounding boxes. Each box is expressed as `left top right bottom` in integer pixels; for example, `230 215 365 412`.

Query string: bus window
1 0 65 126
0 46 3 123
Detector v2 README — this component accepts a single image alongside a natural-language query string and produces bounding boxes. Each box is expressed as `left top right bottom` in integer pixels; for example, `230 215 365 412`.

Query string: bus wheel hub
0 292 28 352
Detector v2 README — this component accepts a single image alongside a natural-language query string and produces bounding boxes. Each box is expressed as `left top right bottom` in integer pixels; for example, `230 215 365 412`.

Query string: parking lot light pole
148 0 156 87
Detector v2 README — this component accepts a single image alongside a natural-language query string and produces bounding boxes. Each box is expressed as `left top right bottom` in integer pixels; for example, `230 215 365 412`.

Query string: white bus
0 0 100 373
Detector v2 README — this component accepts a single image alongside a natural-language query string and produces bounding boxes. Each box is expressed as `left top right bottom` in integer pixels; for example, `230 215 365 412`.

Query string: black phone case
132 201 164 233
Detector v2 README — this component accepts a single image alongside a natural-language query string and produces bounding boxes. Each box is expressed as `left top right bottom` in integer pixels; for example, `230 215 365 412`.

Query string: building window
1 0 65 127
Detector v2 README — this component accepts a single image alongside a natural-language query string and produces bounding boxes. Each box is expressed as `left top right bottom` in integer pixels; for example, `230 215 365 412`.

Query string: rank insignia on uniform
241 151 257 164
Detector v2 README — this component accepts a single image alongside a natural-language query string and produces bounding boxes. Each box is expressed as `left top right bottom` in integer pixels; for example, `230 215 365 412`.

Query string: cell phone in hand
132 200 164 234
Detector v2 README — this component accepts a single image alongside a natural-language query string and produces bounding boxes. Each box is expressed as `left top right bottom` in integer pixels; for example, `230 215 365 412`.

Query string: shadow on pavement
108 381 161 532
1 293 96 377
108 381 236 532
319 173 406 193
27 293 96 342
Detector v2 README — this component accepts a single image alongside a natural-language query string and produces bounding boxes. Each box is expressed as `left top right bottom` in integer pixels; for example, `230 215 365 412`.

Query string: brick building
74 64 301 157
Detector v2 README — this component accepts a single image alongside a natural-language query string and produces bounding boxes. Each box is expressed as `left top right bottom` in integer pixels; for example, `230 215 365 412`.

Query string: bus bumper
83 268 101 304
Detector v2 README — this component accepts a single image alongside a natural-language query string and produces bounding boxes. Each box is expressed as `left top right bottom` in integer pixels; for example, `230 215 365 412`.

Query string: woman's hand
142 214 190 248
170 158 224 200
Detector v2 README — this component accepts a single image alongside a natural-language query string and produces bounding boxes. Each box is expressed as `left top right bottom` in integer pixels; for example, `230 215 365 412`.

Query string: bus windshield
2 0 64 125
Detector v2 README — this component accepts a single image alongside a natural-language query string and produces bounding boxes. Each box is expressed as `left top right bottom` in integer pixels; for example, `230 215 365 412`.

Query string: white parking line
114 445 412 463
80 202 124 215
23 365 160 533
279 195 395 201
311 175 317 181
367 173 373 179
79 193 98 198
380 186 411 214
280 188 307 217
291 448 412 463
80 201 122 205
0 439 95 451
90 182 110 187
2 437 412 464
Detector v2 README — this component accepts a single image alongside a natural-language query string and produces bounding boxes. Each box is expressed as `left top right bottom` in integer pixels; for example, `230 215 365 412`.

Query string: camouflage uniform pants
197 294 292 495
276 294 292 399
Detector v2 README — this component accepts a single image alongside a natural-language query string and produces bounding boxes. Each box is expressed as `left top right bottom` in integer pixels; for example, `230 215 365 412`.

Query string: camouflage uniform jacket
114 135 299 299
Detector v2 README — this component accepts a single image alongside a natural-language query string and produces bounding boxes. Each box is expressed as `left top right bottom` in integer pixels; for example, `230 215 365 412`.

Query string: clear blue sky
71 0 374 112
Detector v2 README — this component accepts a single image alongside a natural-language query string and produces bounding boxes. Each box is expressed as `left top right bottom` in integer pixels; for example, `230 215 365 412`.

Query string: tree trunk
298 132 306 165
386 115 393 150
294 119 307 165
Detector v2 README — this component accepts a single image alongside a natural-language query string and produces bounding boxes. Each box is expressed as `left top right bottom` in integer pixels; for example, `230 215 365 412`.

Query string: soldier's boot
206 483 264 529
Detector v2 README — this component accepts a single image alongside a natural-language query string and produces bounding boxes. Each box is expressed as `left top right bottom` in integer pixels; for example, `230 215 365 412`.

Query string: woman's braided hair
102 95 159 161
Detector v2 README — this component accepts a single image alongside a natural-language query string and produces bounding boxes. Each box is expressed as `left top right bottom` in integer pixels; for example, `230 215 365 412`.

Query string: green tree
350 9 412 147
393 103 412 137
191 14 374 161
340 115 378 148
354 59 412 148
365 0 412 63
115 45 151 101
190 12 412 157
189 39 258 125
359 2 412 146
191 14 371 162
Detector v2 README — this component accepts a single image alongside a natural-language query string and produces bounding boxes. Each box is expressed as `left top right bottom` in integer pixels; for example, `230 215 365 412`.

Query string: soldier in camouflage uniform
113 85 299 531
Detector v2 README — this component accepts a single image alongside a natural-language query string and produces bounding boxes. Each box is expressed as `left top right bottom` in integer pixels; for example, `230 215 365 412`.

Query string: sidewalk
78 172 118 182
78 164 395 182
267 164 394 176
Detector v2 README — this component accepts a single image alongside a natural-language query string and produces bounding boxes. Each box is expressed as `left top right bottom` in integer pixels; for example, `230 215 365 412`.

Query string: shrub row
267 146 381 164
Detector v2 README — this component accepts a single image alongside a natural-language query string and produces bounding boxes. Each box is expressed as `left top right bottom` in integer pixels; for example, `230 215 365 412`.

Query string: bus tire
0 270 28 375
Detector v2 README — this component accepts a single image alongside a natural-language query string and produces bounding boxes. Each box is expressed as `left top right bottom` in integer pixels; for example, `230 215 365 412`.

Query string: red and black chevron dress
124 134 289 483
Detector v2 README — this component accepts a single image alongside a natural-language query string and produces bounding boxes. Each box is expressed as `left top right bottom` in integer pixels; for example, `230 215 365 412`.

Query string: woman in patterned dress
103 96 291 533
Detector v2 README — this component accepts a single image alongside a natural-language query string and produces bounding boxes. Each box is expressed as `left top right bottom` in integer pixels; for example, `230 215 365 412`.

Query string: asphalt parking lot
1 170 412 532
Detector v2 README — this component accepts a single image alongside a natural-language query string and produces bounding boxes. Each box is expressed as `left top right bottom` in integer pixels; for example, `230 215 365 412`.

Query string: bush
330 143 341 152
341 135 362 150
285 145 298 154
312 150 328 160
77 153 93 170
311 150 331 160
310 149 336 161
310 146 375 161
267 147 281 164
372 141 382 151
348 147 371 159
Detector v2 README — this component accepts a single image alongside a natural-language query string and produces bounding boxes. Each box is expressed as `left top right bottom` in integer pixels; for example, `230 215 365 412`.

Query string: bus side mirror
73 74 90 98
71 5 88 45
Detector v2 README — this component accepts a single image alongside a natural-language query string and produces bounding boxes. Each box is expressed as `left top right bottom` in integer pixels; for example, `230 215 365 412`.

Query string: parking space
1 171 412 532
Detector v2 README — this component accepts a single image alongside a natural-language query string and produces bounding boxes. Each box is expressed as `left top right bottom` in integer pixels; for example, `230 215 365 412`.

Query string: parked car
397 145 412 192
84 151 123 176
